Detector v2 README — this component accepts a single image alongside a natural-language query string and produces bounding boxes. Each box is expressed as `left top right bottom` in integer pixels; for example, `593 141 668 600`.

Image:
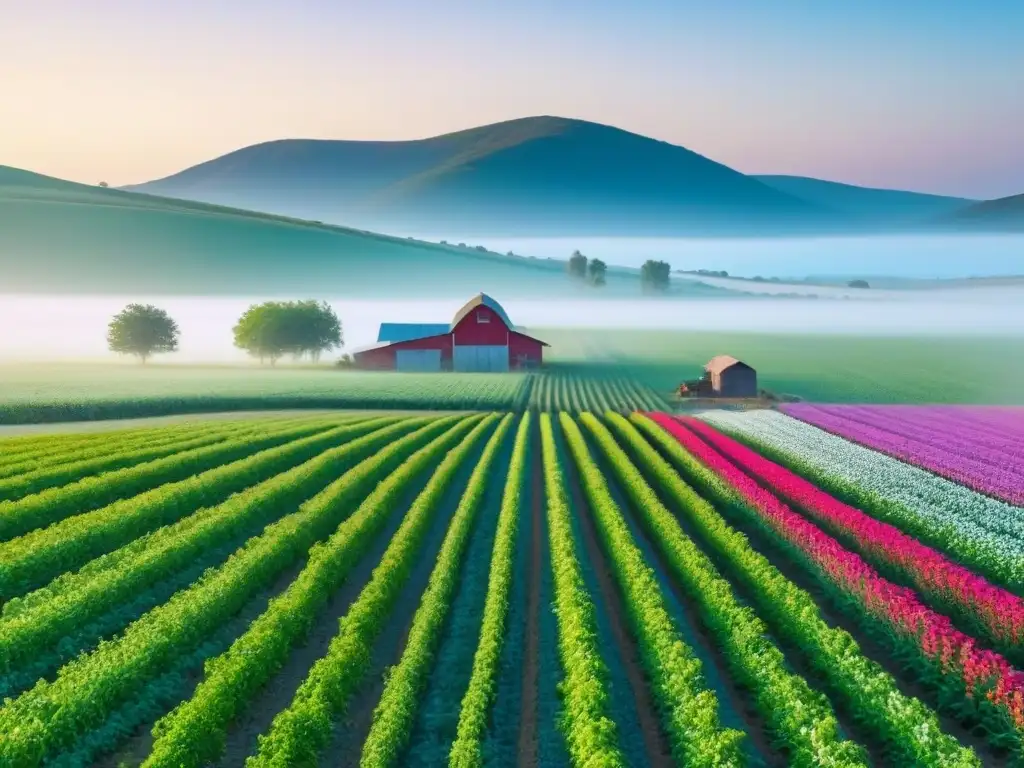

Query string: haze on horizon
3 1 1023 200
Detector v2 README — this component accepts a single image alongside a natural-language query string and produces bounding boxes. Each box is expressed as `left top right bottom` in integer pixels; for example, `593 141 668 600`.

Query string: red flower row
680 415 1024 649
649 413 1024 730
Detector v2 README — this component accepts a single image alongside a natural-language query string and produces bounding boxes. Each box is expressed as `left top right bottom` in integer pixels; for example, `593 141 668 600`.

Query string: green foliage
361 415 514 767
627 414 979 766
232 300 342 364
0 417 326 541
106 304 179 363
581 414 859 766
0 417 407 676
0 419 401 599
529 368 667 413
567 250 588 280
640 260 671 292
538 414 626 767
560 414 747 765
588 258 607 287
247 415 499 768
449 414 531 768
142 415 484 768
0 417 459 766
0 366 531 424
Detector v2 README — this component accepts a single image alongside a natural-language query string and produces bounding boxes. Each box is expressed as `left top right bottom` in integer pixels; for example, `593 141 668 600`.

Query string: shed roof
377 323 450 343
450 293 514 330
705 355 753 374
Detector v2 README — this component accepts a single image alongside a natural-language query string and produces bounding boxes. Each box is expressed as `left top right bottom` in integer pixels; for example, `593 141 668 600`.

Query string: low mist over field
0 287 1021 364
455 234 1024 279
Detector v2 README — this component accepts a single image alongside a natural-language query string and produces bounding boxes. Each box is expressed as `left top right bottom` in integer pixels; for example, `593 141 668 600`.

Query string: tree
98 181 109 188
640 260 671 293
588 258 607 287
232 300 342 365
568 250 588 280
848 279 870 289
107 304 179 363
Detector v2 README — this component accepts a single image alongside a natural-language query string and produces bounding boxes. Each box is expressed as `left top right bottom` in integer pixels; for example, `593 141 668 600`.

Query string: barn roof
450 293 514 330
705 355 753 374
377 323 450 343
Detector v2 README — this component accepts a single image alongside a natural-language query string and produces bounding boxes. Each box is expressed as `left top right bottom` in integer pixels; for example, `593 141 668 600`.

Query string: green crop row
627 414 979 767
538 413 625 767
582 414 862 766
360 415 514 767
449 413 532 768
528 372 666 414
0 416 464 766
142 415 489 768
0 419 265 502
0 417 429 674
0 418 400 599
0 416 353 545
562 414 749 766
0 416 292 480
247 415 500 768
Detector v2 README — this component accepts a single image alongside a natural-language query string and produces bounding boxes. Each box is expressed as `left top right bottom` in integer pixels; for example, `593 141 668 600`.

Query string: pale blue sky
2 0 1022 198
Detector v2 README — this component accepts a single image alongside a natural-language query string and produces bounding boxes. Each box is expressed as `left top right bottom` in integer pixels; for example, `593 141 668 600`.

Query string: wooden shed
704 355 757 397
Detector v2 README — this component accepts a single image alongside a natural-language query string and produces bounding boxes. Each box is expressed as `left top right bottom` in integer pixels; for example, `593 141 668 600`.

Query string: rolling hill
125 116 841 237
753 175 974 225
0 164 733 297
943 192 1024 231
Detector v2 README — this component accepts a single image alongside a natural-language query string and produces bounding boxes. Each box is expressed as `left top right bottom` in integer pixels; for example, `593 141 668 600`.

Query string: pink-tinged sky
2 0 1022 199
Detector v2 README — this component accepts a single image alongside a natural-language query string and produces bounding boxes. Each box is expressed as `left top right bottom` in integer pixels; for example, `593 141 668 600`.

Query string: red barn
354 294 547 372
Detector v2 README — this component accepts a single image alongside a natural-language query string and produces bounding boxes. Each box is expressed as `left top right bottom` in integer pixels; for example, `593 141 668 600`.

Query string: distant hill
125 116 842 237
0 164 734 298
753 175 974 225
943 192 1024 231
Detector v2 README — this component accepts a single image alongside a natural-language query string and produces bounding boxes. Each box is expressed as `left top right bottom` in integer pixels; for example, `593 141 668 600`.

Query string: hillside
753 175 973 225
126 116 840 237
0 164 730 297
944 192 1024 231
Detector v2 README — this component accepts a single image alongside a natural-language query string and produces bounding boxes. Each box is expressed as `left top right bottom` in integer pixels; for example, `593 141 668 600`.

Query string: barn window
476 311 490 323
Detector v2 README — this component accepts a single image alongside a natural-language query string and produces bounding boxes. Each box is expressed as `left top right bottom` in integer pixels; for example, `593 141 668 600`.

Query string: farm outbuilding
704 355 758 397
354 293 547 372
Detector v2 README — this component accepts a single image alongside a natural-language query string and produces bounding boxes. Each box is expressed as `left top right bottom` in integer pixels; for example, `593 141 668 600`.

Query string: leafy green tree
106 304 179 363
568 250 588 280
588 258 607 287
640 260 671 293
233 300 342 365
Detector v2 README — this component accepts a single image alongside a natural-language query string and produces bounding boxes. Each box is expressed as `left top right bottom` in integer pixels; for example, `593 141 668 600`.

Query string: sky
2 0 1023 199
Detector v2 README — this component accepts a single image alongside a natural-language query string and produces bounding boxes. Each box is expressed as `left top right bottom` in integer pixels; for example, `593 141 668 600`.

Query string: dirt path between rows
516 433 543 768
560 434 673 768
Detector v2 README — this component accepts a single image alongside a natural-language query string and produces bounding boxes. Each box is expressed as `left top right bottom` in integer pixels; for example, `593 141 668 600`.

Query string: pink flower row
782 404 1024 505
650 413 1024 730
680 415 1024 648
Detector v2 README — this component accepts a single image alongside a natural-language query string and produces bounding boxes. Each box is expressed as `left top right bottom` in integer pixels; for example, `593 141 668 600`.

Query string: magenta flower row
650 413 1024 729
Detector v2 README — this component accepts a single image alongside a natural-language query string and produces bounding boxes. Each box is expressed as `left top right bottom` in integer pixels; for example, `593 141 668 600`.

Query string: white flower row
697 409 1024 588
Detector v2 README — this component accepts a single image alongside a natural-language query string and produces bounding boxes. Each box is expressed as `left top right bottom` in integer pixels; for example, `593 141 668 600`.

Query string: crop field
0 365 532 423
538 327 1024 404
527 367 669 413
780 403 1024 505
1 406 1023 767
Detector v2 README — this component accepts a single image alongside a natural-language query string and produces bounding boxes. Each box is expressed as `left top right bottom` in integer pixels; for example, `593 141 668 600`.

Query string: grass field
1 409 1021 767
1 328 1021 425
0 164 730 298
538 328 1024 404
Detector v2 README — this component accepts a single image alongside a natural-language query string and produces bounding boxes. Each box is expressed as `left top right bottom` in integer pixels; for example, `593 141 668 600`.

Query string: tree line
106 301 343 364
567 251 671 292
